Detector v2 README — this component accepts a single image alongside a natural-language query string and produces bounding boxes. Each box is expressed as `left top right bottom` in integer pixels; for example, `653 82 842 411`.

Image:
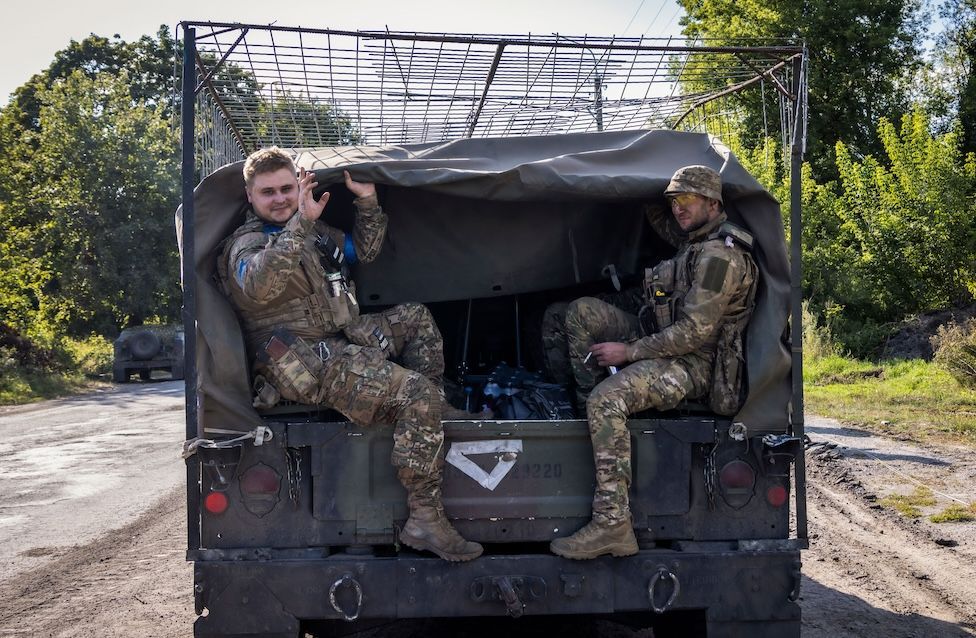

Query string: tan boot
397 467 484 562
400 504 484 562
550 519 638 560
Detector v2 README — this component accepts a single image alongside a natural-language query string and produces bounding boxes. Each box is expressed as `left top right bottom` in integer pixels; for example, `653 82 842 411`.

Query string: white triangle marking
445 440 523 491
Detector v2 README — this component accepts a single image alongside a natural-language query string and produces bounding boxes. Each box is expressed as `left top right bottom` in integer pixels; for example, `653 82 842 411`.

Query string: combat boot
398 468 484 562
550 518 638 560
400 504 484 562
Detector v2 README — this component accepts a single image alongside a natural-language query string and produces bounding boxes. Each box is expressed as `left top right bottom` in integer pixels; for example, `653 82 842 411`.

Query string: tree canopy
0 28 180 341
0 27 366 345
678 0 926 179
938 0 976 154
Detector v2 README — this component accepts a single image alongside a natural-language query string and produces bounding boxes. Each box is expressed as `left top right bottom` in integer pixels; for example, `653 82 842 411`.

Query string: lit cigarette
583 352 593 364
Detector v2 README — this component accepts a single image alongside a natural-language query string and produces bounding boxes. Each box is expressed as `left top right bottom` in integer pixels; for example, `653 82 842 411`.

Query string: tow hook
329 574 363 621
470 575 547 618
496 576 524 618
648 567 680 613
788 559 802 602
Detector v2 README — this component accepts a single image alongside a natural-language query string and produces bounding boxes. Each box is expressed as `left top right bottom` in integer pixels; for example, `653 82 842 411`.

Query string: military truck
113 324 184 382
178 23 809 637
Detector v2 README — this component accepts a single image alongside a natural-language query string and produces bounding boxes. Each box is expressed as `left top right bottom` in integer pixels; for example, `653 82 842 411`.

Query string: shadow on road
800 574 975 638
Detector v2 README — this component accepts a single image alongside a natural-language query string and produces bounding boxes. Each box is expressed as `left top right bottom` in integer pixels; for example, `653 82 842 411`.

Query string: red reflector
204 491 229 515
241 464 281 495
718 460 756 490
767 485 788 508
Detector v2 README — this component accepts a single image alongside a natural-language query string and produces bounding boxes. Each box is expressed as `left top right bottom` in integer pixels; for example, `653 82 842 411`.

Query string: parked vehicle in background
113 324 184 382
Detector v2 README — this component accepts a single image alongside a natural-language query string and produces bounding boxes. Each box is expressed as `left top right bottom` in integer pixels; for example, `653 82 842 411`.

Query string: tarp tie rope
181 425 273 459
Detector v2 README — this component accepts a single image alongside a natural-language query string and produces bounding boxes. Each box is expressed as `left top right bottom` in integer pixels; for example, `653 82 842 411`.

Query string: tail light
204 491 229 515
239 463 281 517
766 485 788 508
718 459 756 509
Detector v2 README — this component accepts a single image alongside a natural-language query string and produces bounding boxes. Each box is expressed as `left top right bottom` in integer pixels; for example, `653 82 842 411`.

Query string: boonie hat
664 165 723 203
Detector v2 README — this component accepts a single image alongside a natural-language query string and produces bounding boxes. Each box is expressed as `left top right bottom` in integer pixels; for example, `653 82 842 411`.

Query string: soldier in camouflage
219 147 482 562
550 165 758 560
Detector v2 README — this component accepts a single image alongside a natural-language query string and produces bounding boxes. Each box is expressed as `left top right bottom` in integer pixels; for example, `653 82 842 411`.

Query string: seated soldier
217 147 481 562
548 165 759 559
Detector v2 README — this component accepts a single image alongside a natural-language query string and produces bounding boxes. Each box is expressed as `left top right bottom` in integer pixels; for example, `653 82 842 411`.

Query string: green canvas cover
177 129 791 436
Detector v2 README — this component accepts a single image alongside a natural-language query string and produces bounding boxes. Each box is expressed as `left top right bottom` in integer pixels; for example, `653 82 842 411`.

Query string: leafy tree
798 110 975 355
28 70 182 335
831 110 976 311
938 0 976 154
0 69 180 340
677 0 926 180
0 28 180 341
731 107 976 357
5 26 176 133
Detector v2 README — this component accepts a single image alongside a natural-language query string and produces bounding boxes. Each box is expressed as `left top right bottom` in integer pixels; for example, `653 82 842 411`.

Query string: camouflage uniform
219 195 447 481
542 287 642 398
566 202 758 527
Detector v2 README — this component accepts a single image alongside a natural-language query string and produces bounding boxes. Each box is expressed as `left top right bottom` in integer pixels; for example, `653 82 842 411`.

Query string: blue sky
1 0 686 103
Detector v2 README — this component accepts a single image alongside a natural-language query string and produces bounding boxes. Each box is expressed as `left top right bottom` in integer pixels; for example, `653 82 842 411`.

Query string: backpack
482 363 576 420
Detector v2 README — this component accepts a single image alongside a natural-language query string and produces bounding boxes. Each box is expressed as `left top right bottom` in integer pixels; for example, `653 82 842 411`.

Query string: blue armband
235 258 249 287
344 234 358 265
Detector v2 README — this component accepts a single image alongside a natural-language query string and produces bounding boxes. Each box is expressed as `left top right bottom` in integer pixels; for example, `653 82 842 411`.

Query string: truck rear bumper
193 548 801 635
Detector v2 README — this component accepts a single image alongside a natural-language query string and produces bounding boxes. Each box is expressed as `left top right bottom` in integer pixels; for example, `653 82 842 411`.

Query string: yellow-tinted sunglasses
667 193 702 207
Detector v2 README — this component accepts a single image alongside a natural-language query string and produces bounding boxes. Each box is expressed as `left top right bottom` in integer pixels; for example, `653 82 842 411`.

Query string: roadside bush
801 300 842 361
0 323 63 371
931 319 976 388
60 335 114 377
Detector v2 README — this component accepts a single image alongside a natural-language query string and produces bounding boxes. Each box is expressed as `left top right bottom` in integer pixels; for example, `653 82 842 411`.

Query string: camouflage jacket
625 205 757 362
219 194 387 355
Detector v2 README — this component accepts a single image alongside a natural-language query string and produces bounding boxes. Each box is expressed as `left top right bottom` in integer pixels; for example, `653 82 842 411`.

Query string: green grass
804 354 976 447
929 503 976 523
0 335 113 406
0 367 105 405
879 486 937 518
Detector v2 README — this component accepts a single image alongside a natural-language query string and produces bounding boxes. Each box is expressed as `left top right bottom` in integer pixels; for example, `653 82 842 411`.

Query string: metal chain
703 443 717 510
286 447 302 507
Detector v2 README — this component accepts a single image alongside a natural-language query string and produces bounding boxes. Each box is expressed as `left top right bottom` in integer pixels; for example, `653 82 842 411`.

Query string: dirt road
800 417 976 637
0 380 186 580
0 387 973 636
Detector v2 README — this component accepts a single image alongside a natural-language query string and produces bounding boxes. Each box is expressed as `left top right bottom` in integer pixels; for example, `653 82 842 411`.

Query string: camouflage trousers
542 287 643 392
257 303 447 487
343 303 446 386
565 296 710 525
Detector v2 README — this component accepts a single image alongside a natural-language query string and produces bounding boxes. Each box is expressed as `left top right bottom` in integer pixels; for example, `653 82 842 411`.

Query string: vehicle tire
129 331 162 360
113 366 129 383
139 369 152 381
171 364 185 381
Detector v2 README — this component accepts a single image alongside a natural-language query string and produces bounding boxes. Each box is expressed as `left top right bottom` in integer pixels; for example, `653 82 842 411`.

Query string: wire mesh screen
180 22 806 168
